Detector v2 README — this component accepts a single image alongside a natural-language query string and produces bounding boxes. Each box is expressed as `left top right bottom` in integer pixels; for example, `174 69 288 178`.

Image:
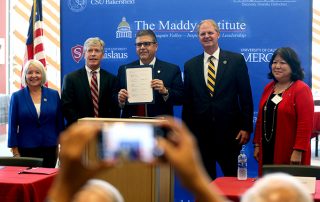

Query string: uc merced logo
68 0 87 12
116 17 132 38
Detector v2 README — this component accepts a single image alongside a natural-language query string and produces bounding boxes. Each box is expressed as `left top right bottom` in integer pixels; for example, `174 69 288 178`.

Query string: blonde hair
197 19 220 35
21 59 47 87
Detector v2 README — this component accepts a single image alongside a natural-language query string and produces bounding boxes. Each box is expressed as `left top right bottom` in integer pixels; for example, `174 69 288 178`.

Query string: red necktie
136 104 146 116
91 71 99 117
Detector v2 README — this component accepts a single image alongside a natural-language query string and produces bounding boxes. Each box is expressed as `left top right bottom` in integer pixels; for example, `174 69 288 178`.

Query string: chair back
263 164 320 179
0 157 43 167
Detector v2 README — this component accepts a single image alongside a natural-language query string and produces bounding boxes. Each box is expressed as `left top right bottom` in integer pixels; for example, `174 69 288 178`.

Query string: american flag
23 0 47 81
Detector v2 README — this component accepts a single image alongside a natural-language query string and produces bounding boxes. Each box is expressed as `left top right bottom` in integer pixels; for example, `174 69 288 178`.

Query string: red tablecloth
212 177 320 202
0 166 58 202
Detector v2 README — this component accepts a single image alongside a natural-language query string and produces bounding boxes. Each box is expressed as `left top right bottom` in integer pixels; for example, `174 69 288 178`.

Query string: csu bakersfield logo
71 45 84 63
68 0 87 12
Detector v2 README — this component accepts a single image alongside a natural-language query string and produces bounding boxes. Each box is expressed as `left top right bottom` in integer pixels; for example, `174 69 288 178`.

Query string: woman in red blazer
253 47 314 175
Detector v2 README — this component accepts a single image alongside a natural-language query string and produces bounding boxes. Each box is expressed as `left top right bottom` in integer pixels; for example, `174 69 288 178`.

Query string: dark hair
268 47 304 81
135 29 157 42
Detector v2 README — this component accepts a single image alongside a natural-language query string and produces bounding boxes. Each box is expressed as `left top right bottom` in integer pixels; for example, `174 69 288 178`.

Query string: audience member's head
241 173 312 202
72 179 124 202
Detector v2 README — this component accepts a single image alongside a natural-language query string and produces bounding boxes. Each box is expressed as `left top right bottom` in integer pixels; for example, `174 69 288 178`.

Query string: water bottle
237 145 247 180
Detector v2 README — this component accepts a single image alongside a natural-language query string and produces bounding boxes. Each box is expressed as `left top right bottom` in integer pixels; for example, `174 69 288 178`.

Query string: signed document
126 65 154 104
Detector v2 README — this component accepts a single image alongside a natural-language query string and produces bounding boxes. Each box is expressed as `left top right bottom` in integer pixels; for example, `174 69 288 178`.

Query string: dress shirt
85 66 101 91
34 103 41 117
139 57 156 66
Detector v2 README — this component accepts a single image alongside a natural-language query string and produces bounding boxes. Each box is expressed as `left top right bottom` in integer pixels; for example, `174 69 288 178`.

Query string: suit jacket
253 80 313 175
61 67 120 126
182 50 253 143
117 59 183 118
8 87 64 148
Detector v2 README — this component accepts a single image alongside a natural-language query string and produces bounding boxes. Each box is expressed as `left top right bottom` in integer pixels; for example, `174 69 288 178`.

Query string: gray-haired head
241 173 313 202
83 37 105 53
21 59 47 87
72 179 124 202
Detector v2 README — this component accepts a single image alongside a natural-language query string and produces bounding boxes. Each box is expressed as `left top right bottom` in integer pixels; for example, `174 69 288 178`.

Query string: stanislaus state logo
71 45 84 63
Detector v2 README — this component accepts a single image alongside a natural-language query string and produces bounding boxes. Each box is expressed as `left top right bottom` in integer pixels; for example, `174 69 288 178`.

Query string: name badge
271 94 282 105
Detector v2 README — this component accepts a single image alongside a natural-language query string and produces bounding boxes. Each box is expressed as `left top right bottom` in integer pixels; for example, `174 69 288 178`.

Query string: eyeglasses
135 41 156 47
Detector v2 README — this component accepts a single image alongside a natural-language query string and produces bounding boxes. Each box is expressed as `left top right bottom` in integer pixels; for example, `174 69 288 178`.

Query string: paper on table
18 167 58 175
126 66 154 104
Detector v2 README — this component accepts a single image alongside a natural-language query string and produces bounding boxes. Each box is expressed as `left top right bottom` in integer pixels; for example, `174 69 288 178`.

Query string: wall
0 0 6 93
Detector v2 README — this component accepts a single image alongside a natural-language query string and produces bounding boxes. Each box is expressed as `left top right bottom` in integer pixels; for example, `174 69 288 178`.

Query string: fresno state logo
68 0 87 12
71 45 84 63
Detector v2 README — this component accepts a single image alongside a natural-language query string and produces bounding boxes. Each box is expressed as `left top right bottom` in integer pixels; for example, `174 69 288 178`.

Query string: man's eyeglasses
135 41 157 47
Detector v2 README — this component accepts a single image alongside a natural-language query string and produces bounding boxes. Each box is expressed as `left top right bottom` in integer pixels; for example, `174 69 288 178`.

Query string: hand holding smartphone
97 122 166 163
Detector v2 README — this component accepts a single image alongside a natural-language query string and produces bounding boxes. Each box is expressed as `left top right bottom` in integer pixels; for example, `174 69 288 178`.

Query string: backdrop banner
61 0 312 201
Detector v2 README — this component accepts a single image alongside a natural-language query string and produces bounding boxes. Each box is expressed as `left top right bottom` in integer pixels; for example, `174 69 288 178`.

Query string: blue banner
61 0 312 201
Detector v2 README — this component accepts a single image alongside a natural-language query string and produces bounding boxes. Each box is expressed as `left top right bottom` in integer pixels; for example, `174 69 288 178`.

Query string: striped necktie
90 71 99 117
207 56 216 97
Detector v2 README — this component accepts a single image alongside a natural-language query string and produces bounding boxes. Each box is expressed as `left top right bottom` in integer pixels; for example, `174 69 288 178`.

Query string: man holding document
117 29 183 118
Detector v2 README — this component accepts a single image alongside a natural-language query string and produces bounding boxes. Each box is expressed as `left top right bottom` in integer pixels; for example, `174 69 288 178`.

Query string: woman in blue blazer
8 59 65 168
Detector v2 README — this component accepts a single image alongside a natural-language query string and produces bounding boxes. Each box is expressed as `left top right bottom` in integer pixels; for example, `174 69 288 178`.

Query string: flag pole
33 0 36 52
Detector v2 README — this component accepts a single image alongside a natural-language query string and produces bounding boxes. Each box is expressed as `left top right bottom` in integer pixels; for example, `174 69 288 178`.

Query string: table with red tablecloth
0 166 58 202
212 177 320 202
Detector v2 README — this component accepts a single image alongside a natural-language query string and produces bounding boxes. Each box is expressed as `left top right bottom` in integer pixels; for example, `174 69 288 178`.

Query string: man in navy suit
117 30 183 118
61 37 119 126
182 19 253 179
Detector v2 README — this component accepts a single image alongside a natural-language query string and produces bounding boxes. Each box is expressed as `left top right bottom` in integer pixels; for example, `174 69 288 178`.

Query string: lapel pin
44 98 47 102
223 60 227 64
157 70 161 73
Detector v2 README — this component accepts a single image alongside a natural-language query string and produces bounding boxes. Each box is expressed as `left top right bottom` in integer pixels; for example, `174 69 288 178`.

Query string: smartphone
97 122 165 162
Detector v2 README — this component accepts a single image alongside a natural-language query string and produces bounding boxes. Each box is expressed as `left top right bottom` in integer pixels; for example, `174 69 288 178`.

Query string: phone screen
98 122 158 162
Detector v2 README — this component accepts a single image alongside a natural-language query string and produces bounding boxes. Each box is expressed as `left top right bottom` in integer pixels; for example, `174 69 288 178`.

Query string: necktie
207 56 216 97
90 71 99 117
136 104 146 117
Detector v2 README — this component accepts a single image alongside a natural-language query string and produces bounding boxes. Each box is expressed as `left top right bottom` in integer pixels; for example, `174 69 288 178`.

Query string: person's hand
236 130 250 144
156 117 226 202
151 79 168 95
253 146 259 162
118 89 128 104
290 150 302 165
11 147 20 157
157 117 205 188
48 122 114 202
